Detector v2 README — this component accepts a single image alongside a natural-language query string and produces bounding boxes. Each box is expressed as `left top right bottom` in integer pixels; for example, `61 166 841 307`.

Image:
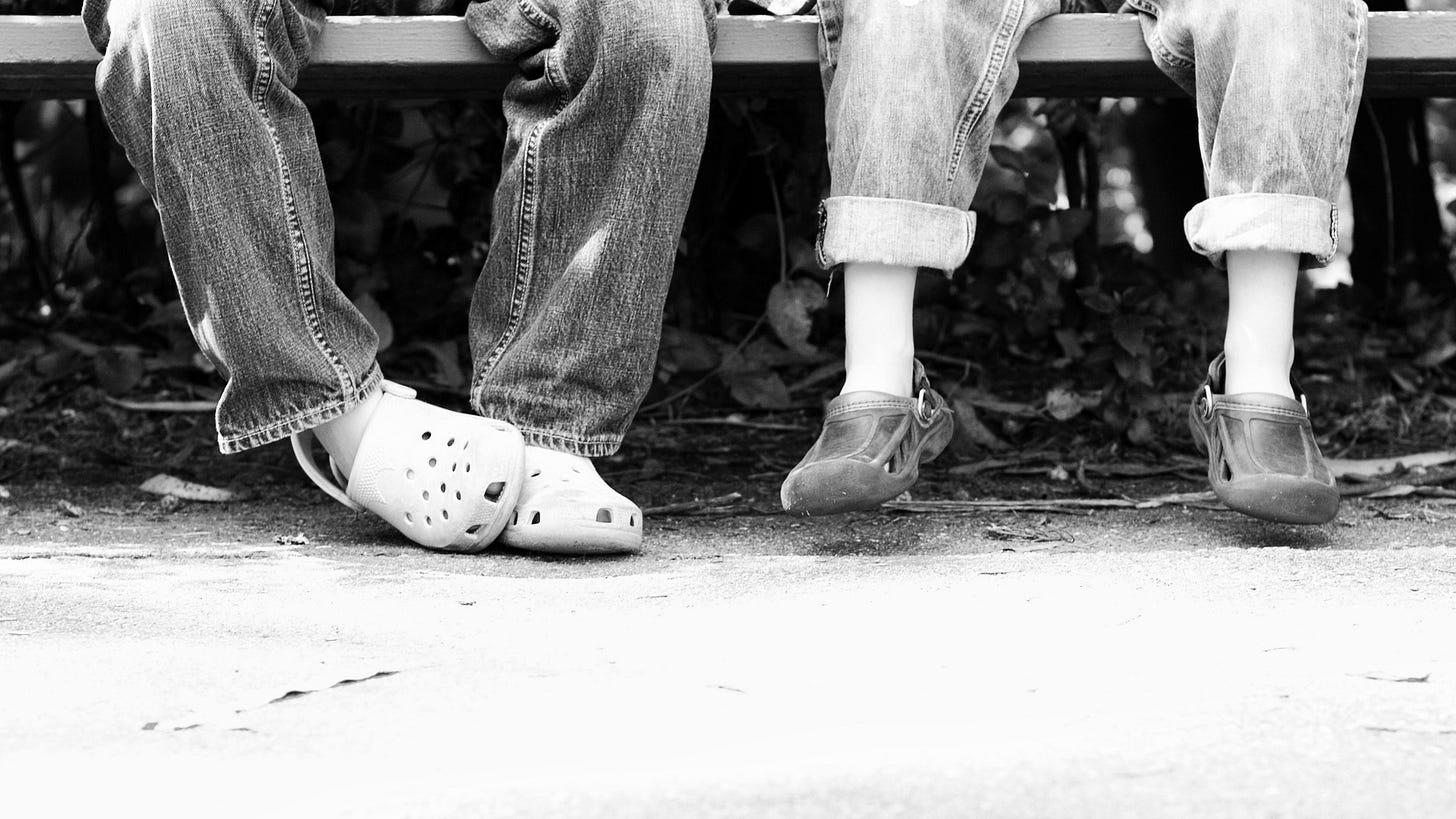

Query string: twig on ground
1329 450 1456 479
1340 465 1456 498
105 397 217 413
661 417 807 432
884 490 1218 515
644 493 745 516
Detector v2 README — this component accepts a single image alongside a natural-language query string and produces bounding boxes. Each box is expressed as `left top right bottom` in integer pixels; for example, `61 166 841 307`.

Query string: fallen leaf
721 367 792 409
56 500 83 518
766 278 827 357
1414 341 1456 369
139 474 240 503
94 346 145 396
1045 387 1092 421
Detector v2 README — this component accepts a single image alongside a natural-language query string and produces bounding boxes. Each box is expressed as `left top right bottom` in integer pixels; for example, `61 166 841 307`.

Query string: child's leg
841 263 917 397
1223 250 1297 399
782 0 1060 515
1128 0 1367 524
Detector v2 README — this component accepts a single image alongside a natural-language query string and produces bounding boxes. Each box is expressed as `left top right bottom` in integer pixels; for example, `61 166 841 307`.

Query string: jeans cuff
216 364 383 455
1185 193 1338 270
816 196 977 275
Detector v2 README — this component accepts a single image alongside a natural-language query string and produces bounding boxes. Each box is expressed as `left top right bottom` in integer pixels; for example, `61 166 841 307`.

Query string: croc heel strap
292 381 526 552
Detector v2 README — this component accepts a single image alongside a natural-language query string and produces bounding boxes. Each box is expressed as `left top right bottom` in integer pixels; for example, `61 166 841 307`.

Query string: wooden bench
1 12 1454 100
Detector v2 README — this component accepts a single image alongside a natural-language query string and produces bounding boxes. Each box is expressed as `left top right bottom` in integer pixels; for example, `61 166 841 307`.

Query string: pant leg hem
217 364 383 454
1185 194 1338 271
479 418 622 458
817 196 976 275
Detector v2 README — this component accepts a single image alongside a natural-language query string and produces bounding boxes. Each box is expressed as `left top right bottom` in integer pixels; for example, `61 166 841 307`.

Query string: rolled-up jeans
816 0 1369 274
82 0 715 456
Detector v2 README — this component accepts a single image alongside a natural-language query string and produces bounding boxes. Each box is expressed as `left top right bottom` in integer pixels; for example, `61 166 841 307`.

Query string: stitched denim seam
472 123 543 400
250 0 356 399
816 0 839 81
1124 0 1194 69
508 425 623 457
516 0 558 35
514 0 571 108
220 366 382 453
947 0 1024 184
1331 1 1363 262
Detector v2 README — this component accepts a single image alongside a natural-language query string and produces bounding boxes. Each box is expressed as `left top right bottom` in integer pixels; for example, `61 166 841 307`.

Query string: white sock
840 262 917 397
314 385 383 477
1223 249 1297 399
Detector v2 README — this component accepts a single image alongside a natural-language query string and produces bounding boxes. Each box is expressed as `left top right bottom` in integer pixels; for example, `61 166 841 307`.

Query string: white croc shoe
497 452 643 555
292 381 525 553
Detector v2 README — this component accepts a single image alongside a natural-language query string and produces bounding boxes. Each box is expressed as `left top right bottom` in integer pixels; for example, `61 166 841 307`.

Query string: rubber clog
293 381 525 552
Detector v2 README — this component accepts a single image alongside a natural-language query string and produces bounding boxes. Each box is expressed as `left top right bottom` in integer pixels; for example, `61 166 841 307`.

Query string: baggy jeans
82 0 715 456
815 0 1369 274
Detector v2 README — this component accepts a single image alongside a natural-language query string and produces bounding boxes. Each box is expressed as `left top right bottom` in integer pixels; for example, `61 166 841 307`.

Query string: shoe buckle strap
1199 384 1215 421
915 389 936 423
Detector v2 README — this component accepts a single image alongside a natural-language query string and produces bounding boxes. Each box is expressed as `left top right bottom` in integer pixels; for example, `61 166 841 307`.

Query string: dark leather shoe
1189 354 1339 525
782 361 954 516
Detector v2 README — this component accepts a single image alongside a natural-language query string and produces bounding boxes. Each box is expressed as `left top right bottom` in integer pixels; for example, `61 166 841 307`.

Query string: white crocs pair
292 381 642 554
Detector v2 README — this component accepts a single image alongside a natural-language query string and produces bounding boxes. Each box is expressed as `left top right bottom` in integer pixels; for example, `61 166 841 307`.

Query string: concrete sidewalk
3 498 1456 817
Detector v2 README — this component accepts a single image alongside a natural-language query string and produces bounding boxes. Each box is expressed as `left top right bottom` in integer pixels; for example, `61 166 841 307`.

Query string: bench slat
0 13 1451 100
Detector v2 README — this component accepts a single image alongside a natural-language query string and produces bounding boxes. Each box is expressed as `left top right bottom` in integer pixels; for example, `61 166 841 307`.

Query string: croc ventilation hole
466 524 482 535
429 458 437 467
422 432 432 441
1221 460 1233 482
530 511 542 524
596 509 612 524
406 469 415 480
485 482 505 502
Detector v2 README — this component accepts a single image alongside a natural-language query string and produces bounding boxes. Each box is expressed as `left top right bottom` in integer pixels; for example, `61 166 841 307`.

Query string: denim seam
507 424 622 458
219 366 382 454
947 0 1024 184
515 0 558 34
1123 0 1193 69
249 0 358 403
513 0 571 100
816 0 839 84
471 124 543 404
